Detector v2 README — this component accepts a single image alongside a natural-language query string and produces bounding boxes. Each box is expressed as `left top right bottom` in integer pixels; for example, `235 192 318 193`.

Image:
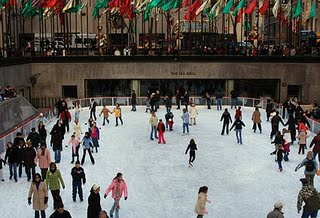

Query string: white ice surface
0 106 316 218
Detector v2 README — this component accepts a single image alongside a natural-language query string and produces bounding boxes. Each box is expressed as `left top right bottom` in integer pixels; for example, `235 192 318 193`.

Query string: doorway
62 85 78 98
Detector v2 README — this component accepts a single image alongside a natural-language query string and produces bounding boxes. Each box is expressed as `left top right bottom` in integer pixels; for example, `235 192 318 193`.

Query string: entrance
62 85 78 98
287 85 302 101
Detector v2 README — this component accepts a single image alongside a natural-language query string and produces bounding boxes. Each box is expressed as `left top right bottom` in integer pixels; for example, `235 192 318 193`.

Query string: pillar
225 80 234 96
131 80 140 96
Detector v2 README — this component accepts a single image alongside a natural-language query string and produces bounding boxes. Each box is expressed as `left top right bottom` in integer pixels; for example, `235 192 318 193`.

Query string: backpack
306 159 315 172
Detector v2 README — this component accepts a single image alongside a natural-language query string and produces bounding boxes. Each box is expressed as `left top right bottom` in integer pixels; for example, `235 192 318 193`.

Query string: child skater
185 139 198 167
270 144 285 172
297 129 308 155
68 135 80 164
165 112 174 131
195 186 211 218
157 119 166 144
229 118 245 144
112 103 123 126
71 160 86 202
282 128 291 161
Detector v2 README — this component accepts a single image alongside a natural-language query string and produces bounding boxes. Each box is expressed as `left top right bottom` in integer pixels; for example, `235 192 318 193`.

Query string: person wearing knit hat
297 177 320 217
87 184 102 218
295 151 318 186
267 201 284 218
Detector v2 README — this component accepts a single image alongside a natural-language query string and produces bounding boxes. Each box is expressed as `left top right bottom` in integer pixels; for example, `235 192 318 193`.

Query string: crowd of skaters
3 91 320 217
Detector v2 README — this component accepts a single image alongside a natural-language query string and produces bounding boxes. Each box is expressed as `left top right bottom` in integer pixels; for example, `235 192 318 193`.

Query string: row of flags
1 0 317 22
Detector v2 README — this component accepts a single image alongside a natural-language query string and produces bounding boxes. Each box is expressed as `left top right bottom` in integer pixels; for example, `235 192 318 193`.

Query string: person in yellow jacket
99 105 111 126
195 186 211 218
149 111 158 140
112 103 123 126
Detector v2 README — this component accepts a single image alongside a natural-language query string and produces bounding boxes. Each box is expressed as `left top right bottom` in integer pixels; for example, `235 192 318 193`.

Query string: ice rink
0 105 316 218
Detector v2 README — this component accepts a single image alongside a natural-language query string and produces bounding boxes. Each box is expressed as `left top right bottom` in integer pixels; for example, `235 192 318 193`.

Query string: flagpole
80 8 83 54
75 10 78 56
278 0 280 47
267 0 270 52
1 9 4 53
86 3 88 55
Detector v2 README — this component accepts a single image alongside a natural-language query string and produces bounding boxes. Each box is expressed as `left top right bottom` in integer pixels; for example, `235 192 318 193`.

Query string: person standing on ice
28 173 48 218
35 142 51 180
157 119 166 144
185 138 198 167
81 132 95 165
297 178 320 217
165 111 174 131
220 108 232 135
297 129 308 155
181 108 190 135
230 117 245 144
104 172 128 218
195 186 211 218
89 122 100 153
68 135 80 164
90 98 98 121
251 107 262 133
71 160 86 202
99 105 111 126
72 118 82 139
189 103 198 125
270 111 285 139
234 106 242 120
266 202 284 218
112 103 123 126
270 144 285 172
284 114 297 144
88 184 102 218
46 162 65 209
149 111 158 140
309 131 320 163
295 151 318 187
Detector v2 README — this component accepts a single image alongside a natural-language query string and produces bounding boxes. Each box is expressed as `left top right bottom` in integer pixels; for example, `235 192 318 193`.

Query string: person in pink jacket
104 172 128 218
35 142 51 180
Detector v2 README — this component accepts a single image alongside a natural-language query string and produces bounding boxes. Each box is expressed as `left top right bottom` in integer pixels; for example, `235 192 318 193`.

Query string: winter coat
285 115 297 131
189 106 198 119
28 181 48 211
49 210 72 218
220 112 232 123
131 93 137 105
46 168 65 191
157 122 165 133
104 179 128 200
73 122 81 139
267 209 284 218
68 138 80 155
100 107 111 118
35 148 51 169
89 127 100 140
297 185 320 212
271 135 284 146
230 119 245 130
310 134 320 153
112 107 121 117
270 148 284 161
297 132 308 144
181 112 189 124
71 166 86 183
271 115 285 126
24 147 37 168
60 110 71 122
165 113 174 122
251 110 261 123
13 136 25 147
185 143 197 154
235 109 242 119
266 102 273 113
5 146 19 163
298 122 308 133
27 132 41 148
194 192 208 215
149 115 158 127
295 157 318 176
90 101 97 111
38 126 47 143
50 124 64 151
82 137 93 150
87 191 101 218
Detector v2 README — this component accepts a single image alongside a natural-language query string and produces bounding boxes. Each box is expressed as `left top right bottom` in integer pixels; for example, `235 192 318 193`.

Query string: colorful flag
272 0 280 18
196 0 211 16
283 1 291 19
245 0 257 15
293 0 302 18
309 0 315 19
184 0 202 20
232 0 245 16
223 0 234 14
259 0 269 15
209 0 224 20
161 0 180 11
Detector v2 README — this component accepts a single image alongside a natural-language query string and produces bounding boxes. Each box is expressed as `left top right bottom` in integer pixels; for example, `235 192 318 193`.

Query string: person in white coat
73 118 82 139
189 103 198 125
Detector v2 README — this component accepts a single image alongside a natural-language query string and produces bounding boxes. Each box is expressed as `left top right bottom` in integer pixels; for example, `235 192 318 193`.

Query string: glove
124 197 127 200
298 210 300 213
269 152 273 155
83 179 86 185
62 186 65 189
295 168 298 172
44 197 48 204
104 194 107 199
28 197 31 205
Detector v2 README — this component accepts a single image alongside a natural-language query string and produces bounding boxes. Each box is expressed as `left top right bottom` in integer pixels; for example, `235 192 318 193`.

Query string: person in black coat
38 121 47 144
71 161 86 202
24 141 37 181
270 112 285 139
220 108 232 135
90 98 98 121
49 203 72 218
5 142 19 182
50 120 65 163
230 118 246 144
175 89 182 110
27 127 41 149
266 99 273 122
185 139 198 167
131 90 137 112
87 184 102 218
270 145 285 172
183 91 189 111
165 111 174 131
284 114 297 144
149 93 157 112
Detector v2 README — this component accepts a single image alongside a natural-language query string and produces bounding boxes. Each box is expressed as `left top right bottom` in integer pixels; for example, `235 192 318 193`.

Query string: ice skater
157 119 166 144
71 160 86 202
270 144 285 172
251 107 262 133
297 129 308 155
189 103 198 125
112 103 123 126
195 186 211 218
81 132 95 165
89 122 100 153
295 151 318 186
230 117 245 144
181 108 190 135
185 139 198 167
149 111 158 140
68 135 80 164
165 111 174 131
104 173 128 218
220 108 232 135
90 98 98 121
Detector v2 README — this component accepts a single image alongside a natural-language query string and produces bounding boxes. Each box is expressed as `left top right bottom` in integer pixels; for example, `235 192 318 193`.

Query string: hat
300 178 309 185
92 184 100 191
274 202 284 209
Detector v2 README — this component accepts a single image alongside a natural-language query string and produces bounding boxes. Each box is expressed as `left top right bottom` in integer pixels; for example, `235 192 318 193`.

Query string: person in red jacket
234 106 242 120
310 131 320 162
104 172 128 218
157 119 166 144
60 108 71 132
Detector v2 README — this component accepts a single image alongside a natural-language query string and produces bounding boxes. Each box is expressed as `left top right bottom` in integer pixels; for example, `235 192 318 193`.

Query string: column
131 80 140 96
